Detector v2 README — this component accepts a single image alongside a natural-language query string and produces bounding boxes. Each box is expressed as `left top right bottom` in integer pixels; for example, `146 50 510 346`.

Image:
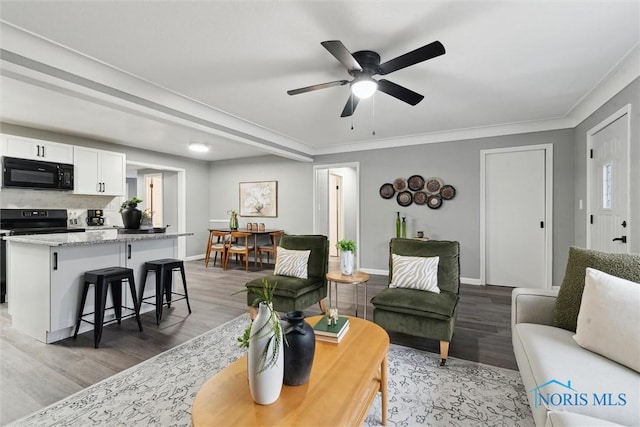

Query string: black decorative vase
283 311 315 386
121 205 142 229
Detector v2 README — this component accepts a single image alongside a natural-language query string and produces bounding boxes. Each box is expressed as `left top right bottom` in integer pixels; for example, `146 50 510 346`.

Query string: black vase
121 205 142 229
283 311 315 386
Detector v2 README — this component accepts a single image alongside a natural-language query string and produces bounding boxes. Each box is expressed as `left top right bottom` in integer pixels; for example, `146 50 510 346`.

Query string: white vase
248 302 283 405
340 251 354 275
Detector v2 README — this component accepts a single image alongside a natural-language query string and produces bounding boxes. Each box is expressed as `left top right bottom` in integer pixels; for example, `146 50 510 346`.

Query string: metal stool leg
154 266 163 325
110 278 123 324
178 264 192 314
94 278 109 348
73 281 90 339
126 271 143 332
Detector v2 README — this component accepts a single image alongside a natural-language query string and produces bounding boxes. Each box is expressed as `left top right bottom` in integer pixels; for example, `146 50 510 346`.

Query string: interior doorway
144 173 164 227
313 163 360 268
586 105 631 253
126 161 186 259
329 174 344 257
480 144 553 289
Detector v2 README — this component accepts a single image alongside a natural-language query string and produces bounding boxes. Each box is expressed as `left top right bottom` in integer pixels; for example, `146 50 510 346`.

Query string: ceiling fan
287 40 445 117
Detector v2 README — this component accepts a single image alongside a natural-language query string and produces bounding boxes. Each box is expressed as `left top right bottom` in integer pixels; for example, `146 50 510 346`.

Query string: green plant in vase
336 239 356 275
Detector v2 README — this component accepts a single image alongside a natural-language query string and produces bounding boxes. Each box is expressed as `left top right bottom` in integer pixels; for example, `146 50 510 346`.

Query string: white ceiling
0 1 639 162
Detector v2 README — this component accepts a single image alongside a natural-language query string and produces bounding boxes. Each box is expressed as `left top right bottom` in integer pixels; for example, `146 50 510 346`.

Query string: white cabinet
123 239 178 311
1 134 73 163
74 146 126 196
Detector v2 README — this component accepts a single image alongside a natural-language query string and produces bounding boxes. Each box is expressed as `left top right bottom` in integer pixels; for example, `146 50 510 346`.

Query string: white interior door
328 174 343 257
144 173 163 227
588 109 630 253
482 146 551 288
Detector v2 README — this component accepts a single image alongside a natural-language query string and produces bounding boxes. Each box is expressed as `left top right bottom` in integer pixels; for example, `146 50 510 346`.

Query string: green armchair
371 238 460 365
246 234 329 316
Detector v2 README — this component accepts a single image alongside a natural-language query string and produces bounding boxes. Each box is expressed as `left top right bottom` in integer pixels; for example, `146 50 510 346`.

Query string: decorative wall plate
413 191 427 205
440 184 456 200
379 183 395 199
425 177 443 194
393 178 407 191
407 175 425 191
427 194 442 209
396 191 413 207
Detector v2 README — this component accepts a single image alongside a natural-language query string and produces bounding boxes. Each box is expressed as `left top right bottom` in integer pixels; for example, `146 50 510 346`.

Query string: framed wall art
239 181 278 217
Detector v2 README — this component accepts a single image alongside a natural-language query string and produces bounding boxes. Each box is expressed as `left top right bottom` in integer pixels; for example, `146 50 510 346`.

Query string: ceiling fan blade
287 80 349 95
321 40 363 72
340 94 360 117
378 41 445 75
377 79 424 105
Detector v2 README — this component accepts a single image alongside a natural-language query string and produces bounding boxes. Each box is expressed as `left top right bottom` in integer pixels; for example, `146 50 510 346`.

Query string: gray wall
208 155 314 234
316 129 575 285
573 78 640 253
211 129 575 285
0 123 210 257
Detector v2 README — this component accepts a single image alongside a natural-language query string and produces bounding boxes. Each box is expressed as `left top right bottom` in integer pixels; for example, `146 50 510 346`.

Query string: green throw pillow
552 246 640 332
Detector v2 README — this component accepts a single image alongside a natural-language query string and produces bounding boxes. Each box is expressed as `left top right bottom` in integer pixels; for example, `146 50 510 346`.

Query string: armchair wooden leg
319 298 328 314
248 305 257 320
439 341 450 366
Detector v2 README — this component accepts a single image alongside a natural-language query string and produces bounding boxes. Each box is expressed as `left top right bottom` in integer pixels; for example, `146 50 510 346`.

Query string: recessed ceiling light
189 142 210 153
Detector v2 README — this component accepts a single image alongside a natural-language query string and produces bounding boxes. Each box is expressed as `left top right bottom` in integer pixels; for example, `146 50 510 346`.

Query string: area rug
10 315 534 426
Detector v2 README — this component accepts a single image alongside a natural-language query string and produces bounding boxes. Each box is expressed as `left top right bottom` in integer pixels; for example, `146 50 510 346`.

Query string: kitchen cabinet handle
53 252 58 270
127 244 132 259
42 145 46 157
37 145 41 157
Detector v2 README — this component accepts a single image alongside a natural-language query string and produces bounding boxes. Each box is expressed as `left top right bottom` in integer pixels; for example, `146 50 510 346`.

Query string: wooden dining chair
257 230 285 268
224 231 255 272
205 230 230 268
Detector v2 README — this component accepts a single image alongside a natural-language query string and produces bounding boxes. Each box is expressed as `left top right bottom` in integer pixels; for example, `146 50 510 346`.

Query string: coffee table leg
381 354 388 425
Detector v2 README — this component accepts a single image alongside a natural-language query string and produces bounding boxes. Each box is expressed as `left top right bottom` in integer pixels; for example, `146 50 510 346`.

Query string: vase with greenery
227 209 239 230
336 239 356 275
243 279 284 405
119 197 143 229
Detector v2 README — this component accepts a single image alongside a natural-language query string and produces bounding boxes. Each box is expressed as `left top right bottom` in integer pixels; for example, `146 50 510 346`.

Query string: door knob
612 236 627 243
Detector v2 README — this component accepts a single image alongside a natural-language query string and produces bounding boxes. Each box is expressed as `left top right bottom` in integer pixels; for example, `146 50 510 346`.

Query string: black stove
0 209 85 303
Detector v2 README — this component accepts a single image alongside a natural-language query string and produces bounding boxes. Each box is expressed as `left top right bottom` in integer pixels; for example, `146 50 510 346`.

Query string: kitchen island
4 229 192 343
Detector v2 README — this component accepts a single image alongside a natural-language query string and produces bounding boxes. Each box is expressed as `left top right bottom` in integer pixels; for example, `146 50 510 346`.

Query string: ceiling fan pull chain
372 93 376 136
350 96 354 130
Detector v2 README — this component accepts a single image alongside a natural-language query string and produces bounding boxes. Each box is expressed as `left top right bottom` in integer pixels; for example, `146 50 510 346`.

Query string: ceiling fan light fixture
351 77 378 99
188 142 210 153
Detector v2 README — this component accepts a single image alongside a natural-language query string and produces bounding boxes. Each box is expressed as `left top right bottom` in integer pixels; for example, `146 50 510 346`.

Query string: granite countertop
3 229 193 247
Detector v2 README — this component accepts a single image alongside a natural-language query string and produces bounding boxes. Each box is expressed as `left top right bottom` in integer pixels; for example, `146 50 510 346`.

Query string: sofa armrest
511 287 559 327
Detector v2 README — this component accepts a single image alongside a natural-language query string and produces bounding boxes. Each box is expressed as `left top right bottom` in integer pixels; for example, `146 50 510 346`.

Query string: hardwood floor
0 257 517 424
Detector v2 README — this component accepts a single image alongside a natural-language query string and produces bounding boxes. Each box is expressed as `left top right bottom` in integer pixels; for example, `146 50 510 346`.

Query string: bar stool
73 266 143 348
139 258 192 325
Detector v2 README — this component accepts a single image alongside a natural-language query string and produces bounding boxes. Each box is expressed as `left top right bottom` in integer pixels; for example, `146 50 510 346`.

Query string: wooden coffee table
192 315 389 426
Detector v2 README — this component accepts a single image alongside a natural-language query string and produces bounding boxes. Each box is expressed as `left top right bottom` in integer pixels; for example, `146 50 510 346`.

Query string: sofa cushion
246 275 323 300
371 288 458 320
573 268 640 373
273 247 310 279
552 246 640 332
279 235 329 279
389 239 460 294
546 411 624 426
389 254 440 293
513 323 640 426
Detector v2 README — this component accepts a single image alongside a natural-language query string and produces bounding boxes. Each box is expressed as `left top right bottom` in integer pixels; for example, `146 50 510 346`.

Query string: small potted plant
119 197 143 229
140 208 154 229
336 239 356 275
227 209 239 230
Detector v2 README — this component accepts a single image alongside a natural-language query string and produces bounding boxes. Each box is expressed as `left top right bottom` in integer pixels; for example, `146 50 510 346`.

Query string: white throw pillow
389 254 440 293
273 247 311 279
573 268 640 373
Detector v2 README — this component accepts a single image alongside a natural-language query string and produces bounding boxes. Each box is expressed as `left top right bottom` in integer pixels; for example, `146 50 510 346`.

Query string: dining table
208 228 284 269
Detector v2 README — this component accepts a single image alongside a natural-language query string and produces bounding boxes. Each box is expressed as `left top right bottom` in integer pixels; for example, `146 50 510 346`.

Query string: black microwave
2 157 74 190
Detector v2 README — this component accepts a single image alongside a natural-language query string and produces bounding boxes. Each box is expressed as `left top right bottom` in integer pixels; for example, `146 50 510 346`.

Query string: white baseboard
461 277 481 285
185 254 205 262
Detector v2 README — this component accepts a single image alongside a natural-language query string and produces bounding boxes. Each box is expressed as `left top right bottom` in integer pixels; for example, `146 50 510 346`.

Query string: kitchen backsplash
0 189 124 227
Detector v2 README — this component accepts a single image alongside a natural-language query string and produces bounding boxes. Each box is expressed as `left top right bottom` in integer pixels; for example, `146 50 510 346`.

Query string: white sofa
512 288 640 427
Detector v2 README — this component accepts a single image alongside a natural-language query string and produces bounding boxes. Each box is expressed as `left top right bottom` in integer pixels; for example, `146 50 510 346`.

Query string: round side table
326 271 370 319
